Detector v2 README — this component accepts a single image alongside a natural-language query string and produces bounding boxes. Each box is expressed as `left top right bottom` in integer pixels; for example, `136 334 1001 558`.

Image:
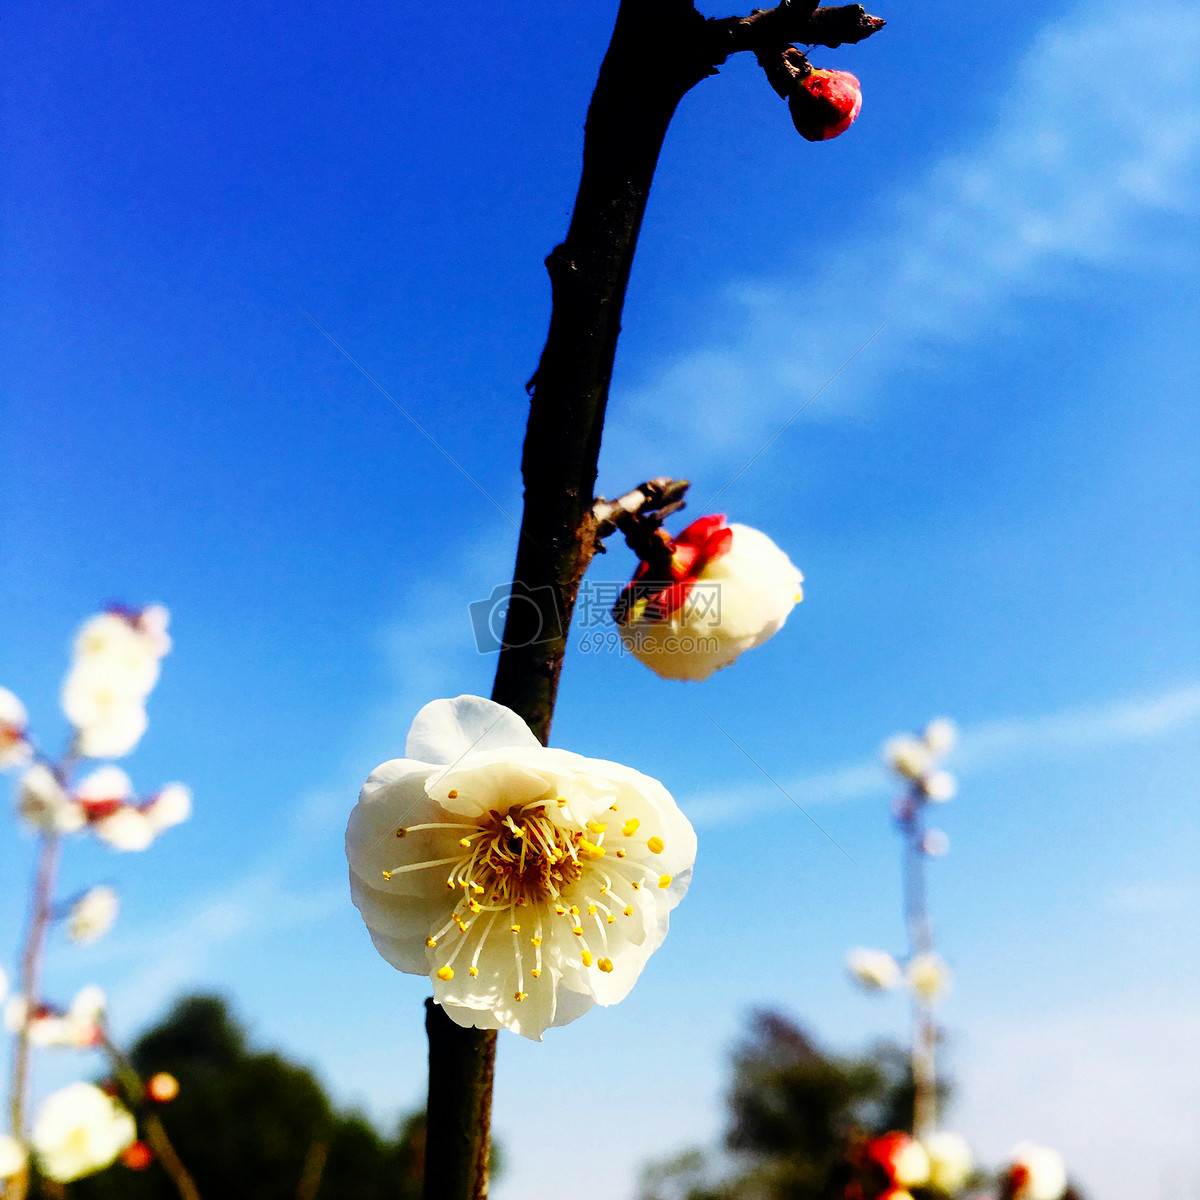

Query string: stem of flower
901 794 937 1139
99 1029 203 1200
4 831 61 1200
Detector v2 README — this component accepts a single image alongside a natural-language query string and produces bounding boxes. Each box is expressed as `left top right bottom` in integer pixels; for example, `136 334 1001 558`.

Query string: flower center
469 805 582 905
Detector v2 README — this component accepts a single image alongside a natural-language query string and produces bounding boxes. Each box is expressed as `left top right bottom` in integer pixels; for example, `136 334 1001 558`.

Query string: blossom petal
405 695 540 766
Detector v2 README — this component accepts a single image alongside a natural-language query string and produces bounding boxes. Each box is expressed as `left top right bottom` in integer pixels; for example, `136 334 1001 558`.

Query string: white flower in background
72 767 145 850
921 829 950 857
0 687 33 769
885 718 958 801
347 695 697 1040
64 985 106 1047
847 947 901 991
7 987 105 1049
907 952 952 1002
71 609 166 695
32 1082 136 1183
143 783 192 833
892 1138 931 1187
61 669 148 759
61 605 170 759
922 770 957 802
67 886 120 944
0 1134 28 1180
17 765 85 834
615 515 803 682
922 1131 973 1192
1007 1142 1068 1200
922 718 957 756
883 734 932 781
93 807 156 851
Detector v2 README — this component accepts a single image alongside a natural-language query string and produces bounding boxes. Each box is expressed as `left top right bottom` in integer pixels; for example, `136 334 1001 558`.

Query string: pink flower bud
789 68 862 142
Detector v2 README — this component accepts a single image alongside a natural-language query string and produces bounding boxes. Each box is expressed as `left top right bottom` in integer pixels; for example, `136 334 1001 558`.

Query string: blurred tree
66 994 424 1200
639 1010 942 1200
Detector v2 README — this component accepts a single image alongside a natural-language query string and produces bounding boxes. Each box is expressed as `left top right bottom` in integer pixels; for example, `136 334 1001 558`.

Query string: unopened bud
147 1072 179 1103
121 1141 153 1170
788 68 862 142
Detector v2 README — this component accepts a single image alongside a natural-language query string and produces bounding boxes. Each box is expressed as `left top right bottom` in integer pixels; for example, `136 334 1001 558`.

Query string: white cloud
687 682 1200 826
604 0 1200 477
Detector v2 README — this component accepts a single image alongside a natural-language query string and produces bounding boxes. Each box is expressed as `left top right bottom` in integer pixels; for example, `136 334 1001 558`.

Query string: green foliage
640 1010 931 1200
69 994 423 1200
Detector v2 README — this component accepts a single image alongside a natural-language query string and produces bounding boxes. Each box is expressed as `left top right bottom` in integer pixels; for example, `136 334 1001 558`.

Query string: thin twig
99 1030 203 1200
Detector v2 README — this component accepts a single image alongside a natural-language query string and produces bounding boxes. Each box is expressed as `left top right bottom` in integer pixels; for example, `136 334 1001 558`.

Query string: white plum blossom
61 672 148 760
847 947 902 991
7 987 105 1049
32 1082 136 1183
883 734 932 781
67 886 120 944
143 783 192 833
1007 1143 1068 1200
347 695 696 1040
922 770 957 802
17 765 85 834
0 687 33 769
922 718 957 756
922 1130 973 1192
0 1134 28 1180
884 718 958 801
61 606 171 759
615 515 803 682
907 952 952 1002
921 829 950 857
892 1138 931 1187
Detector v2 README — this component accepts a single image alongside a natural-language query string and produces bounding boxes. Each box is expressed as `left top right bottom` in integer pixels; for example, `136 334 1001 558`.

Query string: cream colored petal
405 695 540 766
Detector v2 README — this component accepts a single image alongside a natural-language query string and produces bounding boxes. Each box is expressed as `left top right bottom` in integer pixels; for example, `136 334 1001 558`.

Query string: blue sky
2 0 1198 1197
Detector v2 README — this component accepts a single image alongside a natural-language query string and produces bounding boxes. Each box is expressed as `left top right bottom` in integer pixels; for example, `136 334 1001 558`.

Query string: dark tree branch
710 4 886 58
425 1 888 1195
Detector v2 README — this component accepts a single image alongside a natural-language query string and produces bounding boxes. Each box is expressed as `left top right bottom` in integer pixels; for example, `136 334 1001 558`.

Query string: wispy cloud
604 0 1200 476
687 682 1200 826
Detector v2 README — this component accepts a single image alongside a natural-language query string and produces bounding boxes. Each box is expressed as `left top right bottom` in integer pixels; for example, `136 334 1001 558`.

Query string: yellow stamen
623 905 633 916
616 848 627 858
469 966 478 977
586 821 607 834
607 915 615 924
658 874 672 888
514 991 527 1002
510 924 521 934
556 797 567 807
579 838 606 859
531 968 541 978
395 828 407 838
572 926 584 937
581 950 593 967
436 966 454 982
459 837 471 848
381 870 393 881
426 937 437 948
530 937 542 947
622 818 640 837
569 905 580 916
447 789 458 798
647 836 665 854
598 958 614 973
587 904 597 916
